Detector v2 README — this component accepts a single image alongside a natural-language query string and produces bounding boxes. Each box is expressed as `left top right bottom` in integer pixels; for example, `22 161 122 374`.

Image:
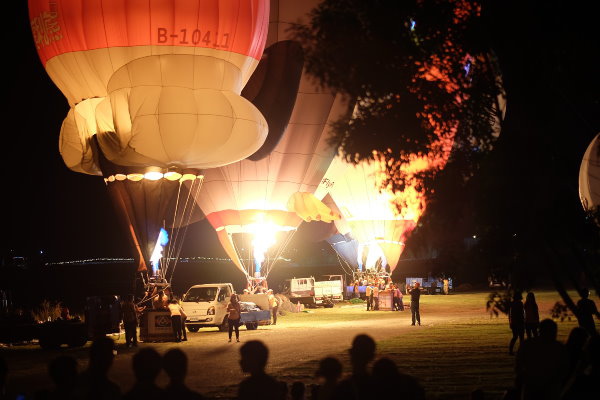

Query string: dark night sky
3 1 600 264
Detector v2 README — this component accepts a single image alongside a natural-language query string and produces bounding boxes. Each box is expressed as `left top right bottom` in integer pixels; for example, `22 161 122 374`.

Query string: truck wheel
218 318 228 332
68 335 88 348
39 335 60 350
187 326 200 333
245 322 258 330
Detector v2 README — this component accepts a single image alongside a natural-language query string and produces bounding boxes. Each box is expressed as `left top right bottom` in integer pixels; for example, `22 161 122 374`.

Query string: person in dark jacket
409 282 422 326
524 292 540 340
576 288 600 335
509 292 525 355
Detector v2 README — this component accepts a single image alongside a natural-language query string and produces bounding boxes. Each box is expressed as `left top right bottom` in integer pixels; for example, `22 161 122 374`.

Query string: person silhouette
312 357 342 400
332 334 376 400
76 337 121 400
238 340 286 400
34 355 79 400
515 319 568 400
123 347 165 400
508 292 525 355
561 334 600 399
523 292 539 339
372 357 425 399
163 348 205 400
290 381 305 400
409 283 422 325
576 288 600 335
0 356 7 400
564 326 589 377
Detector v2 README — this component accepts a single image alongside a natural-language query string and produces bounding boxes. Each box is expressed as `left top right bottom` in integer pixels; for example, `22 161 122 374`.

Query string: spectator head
525 292 536 303
132 348 162 382
290 381 305 400
240 340 269 374
349 334 376 367
89 337 116 374
414 282 420 288
48 355 78 388
372 357 399 380
513 292 523 301
580 288 590 299
538 319 558 340
566 327 589 352
163 348 187 383
315 357 342 382
231 294 239 303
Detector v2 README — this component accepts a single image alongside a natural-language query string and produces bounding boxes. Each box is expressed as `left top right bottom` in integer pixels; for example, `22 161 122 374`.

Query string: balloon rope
167 177 204 285
263 228 297 278
163 181 185 276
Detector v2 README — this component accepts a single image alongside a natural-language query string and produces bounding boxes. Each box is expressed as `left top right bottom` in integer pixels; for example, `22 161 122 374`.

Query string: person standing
373 284 380 311
442 278 450 295
226 294 241 342
167 299 186 342
524 292 540 339
576 288 600 335
508 292 525 355
353 281 360 299
409 283 422 325
267 289 279 325
365 283 373 311
121 294 141 348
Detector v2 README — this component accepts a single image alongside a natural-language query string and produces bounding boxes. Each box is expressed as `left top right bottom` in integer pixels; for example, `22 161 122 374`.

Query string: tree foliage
294 0 504 191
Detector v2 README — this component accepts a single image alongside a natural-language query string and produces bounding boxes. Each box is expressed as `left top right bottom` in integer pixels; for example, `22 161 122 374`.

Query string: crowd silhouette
3 294 596 400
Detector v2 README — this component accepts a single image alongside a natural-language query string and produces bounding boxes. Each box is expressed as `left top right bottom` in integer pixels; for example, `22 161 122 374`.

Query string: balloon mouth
103 167 203 184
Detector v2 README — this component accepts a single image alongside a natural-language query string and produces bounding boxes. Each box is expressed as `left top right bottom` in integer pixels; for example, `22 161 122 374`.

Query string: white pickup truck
182 283 271 331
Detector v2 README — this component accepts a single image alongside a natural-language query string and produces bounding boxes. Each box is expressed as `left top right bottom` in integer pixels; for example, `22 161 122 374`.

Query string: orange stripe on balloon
29 0 269 66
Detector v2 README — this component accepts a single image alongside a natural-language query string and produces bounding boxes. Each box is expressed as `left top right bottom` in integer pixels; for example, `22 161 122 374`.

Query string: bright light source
472 235 477 239
144 171 164 181
249 221 278 273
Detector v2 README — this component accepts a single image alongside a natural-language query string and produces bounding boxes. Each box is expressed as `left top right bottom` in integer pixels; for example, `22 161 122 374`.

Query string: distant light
410 18 416 31
512 233 517 237
40 250 43 254
472 235 477 239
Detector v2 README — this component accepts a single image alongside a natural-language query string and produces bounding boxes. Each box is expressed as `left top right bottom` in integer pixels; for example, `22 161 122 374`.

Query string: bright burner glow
248 221 278 273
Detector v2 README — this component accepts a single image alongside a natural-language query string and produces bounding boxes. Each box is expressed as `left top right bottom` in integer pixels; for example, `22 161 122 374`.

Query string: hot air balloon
195 0 350 290
314 156 419 276
28 0 270 284
579 133 600 219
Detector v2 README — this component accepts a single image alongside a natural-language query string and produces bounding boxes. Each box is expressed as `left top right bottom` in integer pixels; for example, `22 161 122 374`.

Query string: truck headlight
207 306 215 315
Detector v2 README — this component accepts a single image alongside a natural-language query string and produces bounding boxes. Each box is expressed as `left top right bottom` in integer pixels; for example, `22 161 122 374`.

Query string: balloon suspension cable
262 228 297 279
229 231 252 281
334 251 355 279
164 176 204 285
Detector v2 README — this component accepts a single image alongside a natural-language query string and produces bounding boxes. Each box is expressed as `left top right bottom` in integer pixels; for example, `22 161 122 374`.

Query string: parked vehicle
0 295 121 349
182 283 270 332
284 275 344 307
405 277 453 294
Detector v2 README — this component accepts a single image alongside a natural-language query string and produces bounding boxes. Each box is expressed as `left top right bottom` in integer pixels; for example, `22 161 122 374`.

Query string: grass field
272 290 581 400
1 290 587 400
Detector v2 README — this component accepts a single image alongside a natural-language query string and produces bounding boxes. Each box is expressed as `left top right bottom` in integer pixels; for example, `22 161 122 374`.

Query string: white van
182 283 234 331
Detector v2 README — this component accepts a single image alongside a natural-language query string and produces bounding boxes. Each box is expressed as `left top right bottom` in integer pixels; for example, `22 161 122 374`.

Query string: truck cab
182 283 234 332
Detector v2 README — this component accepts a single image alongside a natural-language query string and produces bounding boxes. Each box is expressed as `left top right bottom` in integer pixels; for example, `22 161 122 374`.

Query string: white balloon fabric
579 133 600 213
29 0 270 174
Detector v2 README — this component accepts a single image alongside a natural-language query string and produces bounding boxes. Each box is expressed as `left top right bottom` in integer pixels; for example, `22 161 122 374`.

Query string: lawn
274 290 581 400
